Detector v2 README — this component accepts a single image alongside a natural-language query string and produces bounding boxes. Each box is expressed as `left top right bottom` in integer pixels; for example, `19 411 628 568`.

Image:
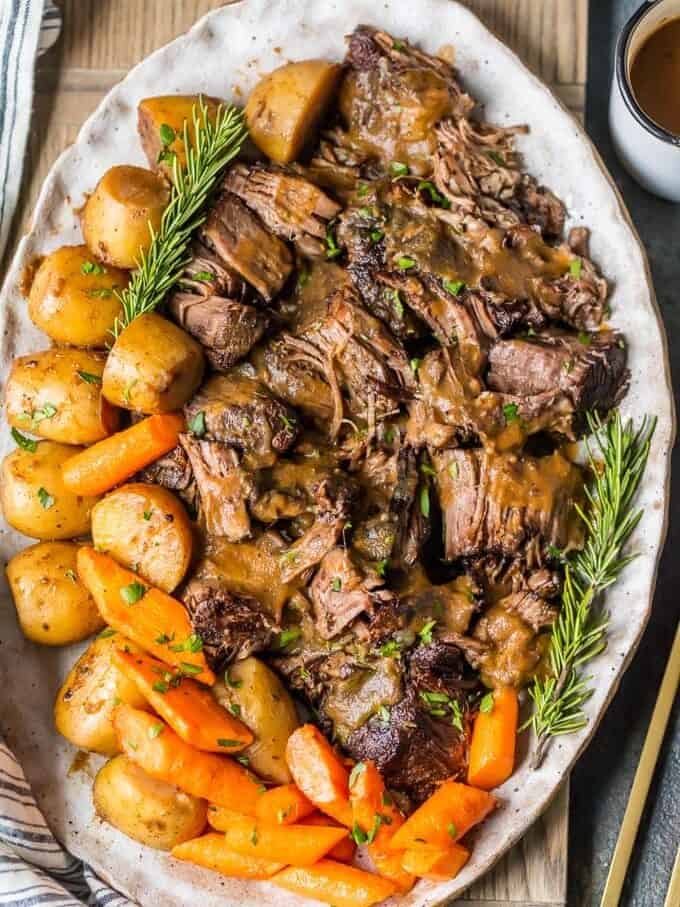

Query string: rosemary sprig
525 411 656 769
112 98 247 336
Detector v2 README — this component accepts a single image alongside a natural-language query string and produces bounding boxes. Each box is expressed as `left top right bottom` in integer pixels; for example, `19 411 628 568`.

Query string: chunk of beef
279 478 355 583
434 448 584 560
224 163 341 257
179 434 252 540
391 446 431 569
249 453 346 525
335 26 474 175
253 337 335 429
502 588 558 632
179 241 250 303
183 577 275 667
168 293 268 372
200 192 293 300
184 370 298 469
486 330 629 413
136 444 197 514
310 547 385 639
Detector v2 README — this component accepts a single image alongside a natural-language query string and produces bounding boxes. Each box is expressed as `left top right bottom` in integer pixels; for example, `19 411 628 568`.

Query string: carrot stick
300 813 357 863
389 780 497 851
113 649 251 752
255 783 315 826
349 760 414 893
401 842 470 881
62 413 184 496
467 687 518 790
207 805 247 832
113 705 262 813
77 547 214 684
172 833 284 879
285 724 353 827
221 814 348 867
271 859 398 907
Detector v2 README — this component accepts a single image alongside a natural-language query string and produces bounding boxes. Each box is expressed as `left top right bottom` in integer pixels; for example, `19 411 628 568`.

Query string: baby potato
246 60 342 163
6 541 104 645
81 165 170 269
91 484 192 592
138 94 220 177
28 245 127 347
212 657 300 784
54 633 148 755
5 348 120 445
94 754 207 850
102 312 204 413
0 441 100 539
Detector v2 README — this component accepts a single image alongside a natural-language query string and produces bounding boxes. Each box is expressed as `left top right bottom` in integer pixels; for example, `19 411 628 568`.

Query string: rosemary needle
113 98 247 336
525 411 656 769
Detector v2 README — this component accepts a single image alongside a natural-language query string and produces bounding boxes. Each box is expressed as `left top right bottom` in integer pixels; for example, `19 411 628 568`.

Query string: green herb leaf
447 822 457 838
86 287 113 298
179 662 204 675
348 762 366 789
120 581 146 604
570 258 582 279
11 428 36 452
188 411 206 437
370 228 384 243
377 705 390 723
237 755 250 767
275 627 302 649
296 265 310 289
98 627 116 639
503 402 519 423
443 278 465 296
192 270 214 282
331 576 342 592
578 331 592 346
230 703 242 717
390 161 409 177
152 681 169 694
375 558 389 578
325 223 342 259
479 692 494 714
389 288 404 318
159 123 176 146
379 639 401 658
225 671 243 689
420 486 430 518
250 826 259 846
410 357 422 375
487 150 505 166
37 487 54 509
417 180 451 208
65 568 78 583
448 461 459 479
148 723 164 739
217 738 242 748
77 370 102 385
31 403 57 423
81 260 106 276
143 509 153 520
418 619 437 645
357 182 370 198
397 255 416 270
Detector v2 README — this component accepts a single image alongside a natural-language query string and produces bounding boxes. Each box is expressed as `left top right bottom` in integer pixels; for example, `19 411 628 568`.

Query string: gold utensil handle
600 622 680 907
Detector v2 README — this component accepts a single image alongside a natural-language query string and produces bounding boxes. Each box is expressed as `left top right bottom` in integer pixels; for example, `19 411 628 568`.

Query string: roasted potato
0 441 100 539
81 165 170 269
5 349 120 446
94 754 207 850
27 245 127 347
54 633 148 755
245 60 342 163
91 483 192 592
102 312 204 413
212 656 300 784
138 94 220 177
6 541 104 645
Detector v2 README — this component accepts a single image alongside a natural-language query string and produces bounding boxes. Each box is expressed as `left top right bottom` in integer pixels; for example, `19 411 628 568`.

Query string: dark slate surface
568 2 680 905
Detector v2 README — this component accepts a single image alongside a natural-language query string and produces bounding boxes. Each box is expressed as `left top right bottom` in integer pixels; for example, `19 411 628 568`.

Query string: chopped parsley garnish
397 255 416 270
448 461 459 479
420 486 430 518
351 822 369 845
155 632 173 644
80 260 106 275
390 161 409 177
250 826 259 846
65 568 78 583
275 627 302 649
389 288 404 317
384 426 395 444
77 370 102 385
143 509 153 520
503 402 519 423
148 723 164 739
225 671 243 689
230 703 242 717
159 123 176 146
547 544 563 560
217 738 242 748
359 206 373 219
296 265 310 289
31 403 57 423
325 223 342 259
393 39 405 51
120 581 146 604
237 755 250 767
179 662 204 675
417 180 451 208
192 270 214 282
98 627 116 639
188 410 206 437
370 228 384 243
331 576 342 592
86 287 113 298
379 639 401 658
357 182 369 198
377 705 390 723
578 331 592 346
447 822 458 838
280 413 297 431
570 257 583 279
11 428 36 452
420 462 436 477
375 558 389 578
152 680 169 694
410 357 422 375
418 619 437 645
487 150 506 166
37 487 54 510
443 278 465 296
479 692 495 714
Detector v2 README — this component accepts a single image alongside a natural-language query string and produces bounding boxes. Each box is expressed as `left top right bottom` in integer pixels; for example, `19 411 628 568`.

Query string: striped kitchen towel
0 10 134 905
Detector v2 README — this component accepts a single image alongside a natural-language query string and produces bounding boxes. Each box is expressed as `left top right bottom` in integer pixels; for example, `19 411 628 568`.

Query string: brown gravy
630 17 680 135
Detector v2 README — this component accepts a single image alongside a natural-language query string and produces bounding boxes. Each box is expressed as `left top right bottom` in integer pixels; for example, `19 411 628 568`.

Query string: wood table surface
9 2 589 904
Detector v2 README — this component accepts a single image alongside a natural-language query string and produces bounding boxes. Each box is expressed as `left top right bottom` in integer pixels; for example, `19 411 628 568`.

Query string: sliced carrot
349 760 414 893
389 780 497 851
467 687 518 790
207 805 245 832
113 649 250 752
172 833 283 879
285 724 353 827
77 547 214 684
62 413 184 496
221 814 348 866
271 859 398 907
401 842 470 881
255 783 315 826
300 813 357 863
113 705 261 813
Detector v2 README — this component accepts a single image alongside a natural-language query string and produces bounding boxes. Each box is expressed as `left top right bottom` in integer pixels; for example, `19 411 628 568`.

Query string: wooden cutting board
9 2 587 904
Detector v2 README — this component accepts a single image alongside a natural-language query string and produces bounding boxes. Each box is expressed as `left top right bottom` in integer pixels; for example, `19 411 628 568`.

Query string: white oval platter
0 1 674 905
